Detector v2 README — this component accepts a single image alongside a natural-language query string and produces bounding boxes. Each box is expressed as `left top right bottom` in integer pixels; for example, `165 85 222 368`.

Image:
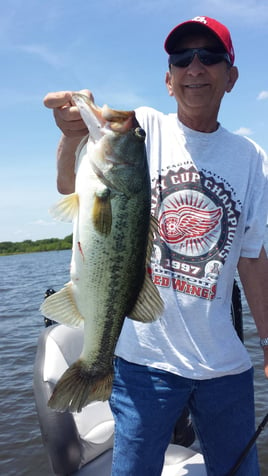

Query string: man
44 16 268 476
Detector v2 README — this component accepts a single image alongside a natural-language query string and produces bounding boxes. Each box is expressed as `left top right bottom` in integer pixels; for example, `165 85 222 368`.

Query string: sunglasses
168 48 231 68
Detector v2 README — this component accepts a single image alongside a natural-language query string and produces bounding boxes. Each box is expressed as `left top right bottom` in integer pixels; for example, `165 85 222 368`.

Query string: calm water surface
0 244 267 475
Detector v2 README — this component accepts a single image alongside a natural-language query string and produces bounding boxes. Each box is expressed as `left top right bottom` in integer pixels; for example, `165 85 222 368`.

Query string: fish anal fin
48 359 114 412
40 284 84 328
50 193 79 222
92 187 112 235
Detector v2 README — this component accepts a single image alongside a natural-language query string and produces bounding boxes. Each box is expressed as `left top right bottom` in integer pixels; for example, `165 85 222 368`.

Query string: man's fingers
55 105 83 122
53 109 89 137
43 89 94 109
43 91 73 108
43 89 94 137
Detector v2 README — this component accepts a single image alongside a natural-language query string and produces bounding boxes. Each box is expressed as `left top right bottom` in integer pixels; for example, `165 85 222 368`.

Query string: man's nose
187 53 205 74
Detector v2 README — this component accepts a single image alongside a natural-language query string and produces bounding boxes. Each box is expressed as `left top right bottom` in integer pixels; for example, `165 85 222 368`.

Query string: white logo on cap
191 16 207 24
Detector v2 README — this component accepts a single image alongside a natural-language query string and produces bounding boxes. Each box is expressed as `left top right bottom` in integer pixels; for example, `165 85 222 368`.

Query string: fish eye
134 127 146 140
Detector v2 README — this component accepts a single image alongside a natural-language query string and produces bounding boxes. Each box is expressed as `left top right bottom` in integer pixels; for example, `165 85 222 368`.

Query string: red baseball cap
164 16 235 65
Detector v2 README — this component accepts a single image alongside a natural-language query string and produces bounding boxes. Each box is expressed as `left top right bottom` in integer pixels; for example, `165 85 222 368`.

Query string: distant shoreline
0 235 72 256
1 225 267 256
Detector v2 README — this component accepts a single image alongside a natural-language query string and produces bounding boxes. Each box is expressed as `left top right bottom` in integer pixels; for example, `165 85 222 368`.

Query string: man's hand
43 89 94 194
264 347 268 378
43 89 93 138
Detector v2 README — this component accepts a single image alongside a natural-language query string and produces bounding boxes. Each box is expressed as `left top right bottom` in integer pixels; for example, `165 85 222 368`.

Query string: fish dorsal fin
129 272 164 323
92 186 112 235
50 193 79 223
146 215 158 264
129 215 164 323
40 283 84 328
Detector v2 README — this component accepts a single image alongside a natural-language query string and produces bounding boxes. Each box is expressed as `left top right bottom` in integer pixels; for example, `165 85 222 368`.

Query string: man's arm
55 135 81 194
43 90 92 194
238 246 268 377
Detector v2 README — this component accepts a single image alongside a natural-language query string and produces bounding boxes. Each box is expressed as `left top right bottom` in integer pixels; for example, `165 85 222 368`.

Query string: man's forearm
238 246 268 339
238 248 268 338
57 135 81 194
238 246 268 377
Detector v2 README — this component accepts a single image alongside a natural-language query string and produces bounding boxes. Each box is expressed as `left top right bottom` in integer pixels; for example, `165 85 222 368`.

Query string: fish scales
81 189 150 365
41 94 163 412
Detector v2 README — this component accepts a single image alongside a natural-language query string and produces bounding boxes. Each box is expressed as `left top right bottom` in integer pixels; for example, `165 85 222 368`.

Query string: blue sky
1 0 268 242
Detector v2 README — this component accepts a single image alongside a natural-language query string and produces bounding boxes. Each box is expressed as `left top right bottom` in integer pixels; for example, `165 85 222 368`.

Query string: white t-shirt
115 107 268 380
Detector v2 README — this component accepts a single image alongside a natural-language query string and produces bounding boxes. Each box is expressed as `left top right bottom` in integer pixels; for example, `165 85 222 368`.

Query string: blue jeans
109 358 259 476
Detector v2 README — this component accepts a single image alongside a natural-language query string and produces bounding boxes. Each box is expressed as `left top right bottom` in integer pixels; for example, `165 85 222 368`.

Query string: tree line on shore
0 235 72 256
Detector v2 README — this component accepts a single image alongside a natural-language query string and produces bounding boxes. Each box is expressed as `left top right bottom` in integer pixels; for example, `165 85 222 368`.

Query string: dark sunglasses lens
169 49 230 67
198 50 224 65
169 51 193 67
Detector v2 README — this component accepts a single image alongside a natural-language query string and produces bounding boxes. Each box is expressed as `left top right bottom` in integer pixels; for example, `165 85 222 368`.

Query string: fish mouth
72 93 103 117
102 105 136 133
72 93 104 142
72 92 136 138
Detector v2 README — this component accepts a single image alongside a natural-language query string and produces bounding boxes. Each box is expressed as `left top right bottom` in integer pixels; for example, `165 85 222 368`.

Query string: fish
40 93 163 413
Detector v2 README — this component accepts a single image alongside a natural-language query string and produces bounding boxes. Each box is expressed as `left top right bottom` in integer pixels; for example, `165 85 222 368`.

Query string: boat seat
33 324 205 475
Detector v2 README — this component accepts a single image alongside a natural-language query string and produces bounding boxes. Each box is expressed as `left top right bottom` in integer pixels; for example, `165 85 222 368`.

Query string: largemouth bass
41 93 163 413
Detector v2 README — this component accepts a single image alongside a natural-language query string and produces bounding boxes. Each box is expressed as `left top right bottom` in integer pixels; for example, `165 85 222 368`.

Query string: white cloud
257 91 268 101
17 44 63 67
234 127 253 136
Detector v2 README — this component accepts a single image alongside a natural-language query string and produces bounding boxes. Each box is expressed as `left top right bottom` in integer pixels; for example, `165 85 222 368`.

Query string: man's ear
165 71 174 97
226 66 239 93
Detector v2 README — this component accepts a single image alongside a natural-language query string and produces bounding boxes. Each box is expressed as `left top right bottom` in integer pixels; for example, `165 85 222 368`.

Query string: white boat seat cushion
34 324 205 475
41 325 114 466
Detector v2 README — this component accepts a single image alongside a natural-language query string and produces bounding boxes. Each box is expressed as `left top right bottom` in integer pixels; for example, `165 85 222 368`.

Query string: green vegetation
0 235 73 256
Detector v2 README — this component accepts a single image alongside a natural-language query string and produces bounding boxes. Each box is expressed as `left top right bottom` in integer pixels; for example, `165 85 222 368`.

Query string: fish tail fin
48 359 113 413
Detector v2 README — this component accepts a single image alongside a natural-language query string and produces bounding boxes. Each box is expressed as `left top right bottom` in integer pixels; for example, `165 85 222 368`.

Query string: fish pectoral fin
40 283 84 328
92 187 112 235
49 193 79 222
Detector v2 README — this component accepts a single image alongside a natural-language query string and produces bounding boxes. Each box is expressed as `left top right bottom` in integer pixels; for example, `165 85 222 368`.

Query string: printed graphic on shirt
150 166 240 300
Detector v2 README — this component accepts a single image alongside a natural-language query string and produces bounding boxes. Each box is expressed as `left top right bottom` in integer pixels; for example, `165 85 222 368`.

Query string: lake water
0 244 267 475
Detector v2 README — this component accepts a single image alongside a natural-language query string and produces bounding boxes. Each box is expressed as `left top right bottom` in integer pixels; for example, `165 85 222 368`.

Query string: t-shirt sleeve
240 147 268 257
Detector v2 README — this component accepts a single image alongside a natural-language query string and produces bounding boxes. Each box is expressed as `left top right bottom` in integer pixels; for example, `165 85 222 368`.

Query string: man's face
165 33 238 127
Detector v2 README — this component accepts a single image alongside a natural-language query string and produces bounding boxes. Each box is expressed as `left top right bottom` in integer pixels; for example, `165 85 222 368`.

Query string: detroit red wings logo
160 205 222 244
158 191 223 256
